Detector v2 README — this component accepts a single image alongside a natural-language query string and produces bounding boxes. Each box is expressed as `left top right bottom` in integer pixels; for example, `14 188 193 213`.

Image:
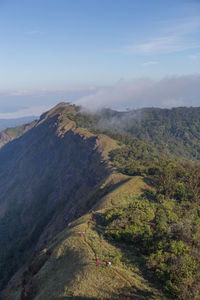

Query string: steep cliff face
0 103 117 291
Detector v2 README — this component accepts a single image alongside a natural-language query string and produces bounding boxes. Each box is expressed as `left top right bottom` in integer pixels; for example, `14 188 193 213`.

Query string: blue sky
0 0 200 117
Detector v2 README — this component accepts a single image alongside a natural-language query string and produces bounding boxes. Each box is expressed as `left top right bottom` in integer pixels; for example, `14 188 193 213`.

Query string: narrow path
90 214 133 287
81 220 97 260
79 216 133 288
112 268 132 287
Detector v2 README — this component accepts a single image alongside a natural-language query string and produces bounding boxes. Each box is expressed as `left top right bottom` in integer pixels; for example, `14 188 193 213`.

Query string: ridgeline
0 103 200 300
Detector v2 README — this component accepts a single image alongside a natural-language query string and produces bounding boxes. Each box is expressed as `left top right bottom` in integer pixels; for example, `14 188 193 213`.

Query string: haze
0 0 200 118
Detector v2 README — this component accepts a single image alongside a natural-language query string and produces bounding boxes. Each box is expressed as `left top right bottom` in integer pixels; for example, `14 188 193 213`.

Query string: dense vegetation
63 106 200 161
96 107 200 160
68 106 200 299
104 155 200 299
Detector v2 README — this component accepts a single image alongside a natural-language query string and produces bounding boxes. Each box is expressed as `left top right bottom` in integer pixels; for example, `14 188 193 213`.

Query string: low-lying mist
75 74 200 112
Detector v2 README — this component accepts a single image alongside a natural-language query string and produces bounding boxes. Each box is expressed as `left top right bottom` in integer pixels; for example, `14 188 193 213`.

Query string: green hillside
0 103 200 300
0 121 37 148
49 105 200 160
0 117 37 132
96 107 200 160
3 176 168 300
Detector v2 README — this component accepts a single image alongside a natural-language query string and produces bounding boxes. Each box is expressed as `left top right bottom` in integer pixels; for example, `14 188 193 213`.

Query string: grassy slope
3 104 200 299
0 121 37 148
6 176 168 300
0 104 170 299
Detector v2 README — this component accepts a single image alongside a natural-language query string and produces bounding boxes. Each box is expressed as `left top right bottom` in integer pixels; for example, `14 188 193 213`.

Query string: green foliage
66 111 98 128
103 159 200 299
109 140 160 176
91 107 200 161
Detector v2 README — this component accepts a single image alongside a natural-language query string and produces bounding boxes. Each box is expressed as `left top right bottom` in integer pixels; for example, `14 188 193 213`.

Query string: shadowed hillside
0 103 117 292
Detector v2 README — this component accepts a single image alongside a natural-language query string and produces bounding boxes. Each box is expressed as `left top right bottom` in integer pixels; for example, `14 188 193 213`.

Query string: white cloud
122 36 200 55
0 87 97 98
7 89 37 97
188 54 199 60
0 87 98 117
75 75 200 112
143 61 158 66
119 19 200 55
0 105 52 119
164 18 200 36
25 30 43 36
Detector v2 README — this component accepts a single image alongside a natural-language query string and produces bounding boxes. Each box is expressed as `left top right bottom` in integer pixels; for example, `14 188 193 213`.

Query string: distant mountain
0 103 199 300
0 116 37 132
0 121 37 148
95 106 200 160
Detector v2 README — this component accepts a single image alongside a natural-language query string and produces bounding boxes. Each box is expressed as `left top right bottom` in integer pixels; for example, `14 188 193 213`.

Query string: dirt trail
80 216 133 288
112 268 132 287
80 220 97 260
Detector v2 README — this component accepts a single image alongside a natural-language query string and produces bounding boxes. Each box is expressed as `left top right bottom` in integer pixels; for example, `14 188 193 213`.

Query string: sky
0 0 200 117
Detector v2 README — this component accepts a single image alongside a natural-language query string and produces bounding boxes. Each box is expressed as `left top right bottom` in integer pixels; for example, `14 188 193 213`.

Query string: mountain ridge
0 116 37 132
0 103 120 293
0 103 200 299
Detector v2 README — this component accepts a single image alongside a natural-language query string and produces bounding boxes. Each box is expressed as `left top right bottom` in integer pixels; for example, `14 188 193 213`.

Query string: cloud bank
0 105 52 119
75 75 200 112
0 87 97 118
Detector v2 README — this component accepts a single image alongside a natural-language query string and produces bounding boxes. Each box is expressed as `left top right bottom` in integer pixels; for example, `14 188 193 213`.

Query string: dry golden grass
7 176 168 300
31 212 167 300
